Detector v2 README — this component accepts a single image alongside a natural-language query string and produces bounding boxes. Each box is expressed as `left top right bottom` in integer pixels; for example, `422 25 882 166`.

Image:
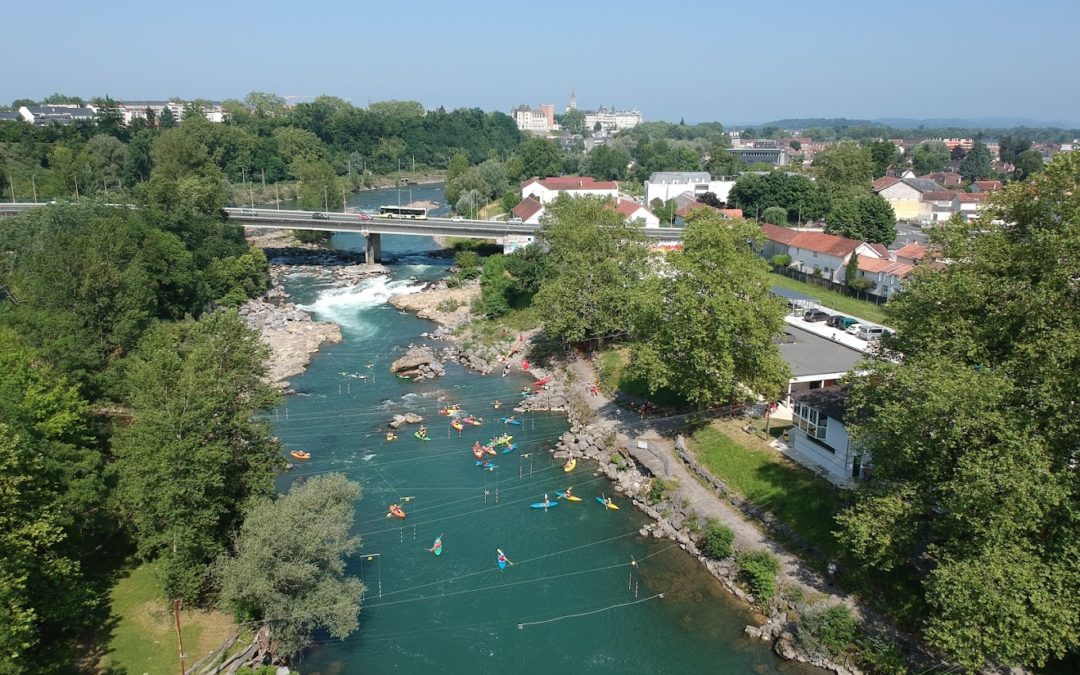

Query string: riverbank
242 227 389 388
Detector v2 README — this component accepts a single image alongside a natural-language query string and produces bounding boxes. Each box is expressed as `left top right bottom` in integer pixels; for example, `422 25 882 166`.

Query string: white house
520 176 619 204
18 105 96 125
613 199 660 228
855 257 913 297
510 197 545 225
872 175 943 221
761 225 886 284
511 104 555 133
788 386 868 487
644 172 736 206
952 192 988 221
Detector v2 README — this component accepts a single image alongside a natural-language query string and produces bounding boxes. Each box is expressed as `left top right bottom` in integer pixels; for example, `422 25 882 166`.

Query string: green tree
85 134 127 187
445 151 470 185
561 108 586 135
845 252 859 287
292 159 341 210
825 192 896 244
515 137 562 180
122 129 155 186
533 196 651 343
837 152 1080 670
728 171 827 222
583 144 630 181
151 127 219 180
158 105 177 128
761 206 787 225
997 135 1031 164
629 211 789 405
215 473 364 659
959 140 993 181
911 141 950 174
813 141 873 188
1012 149 1043 180
111 312 282 601
867 140 900 178
455 189 485 220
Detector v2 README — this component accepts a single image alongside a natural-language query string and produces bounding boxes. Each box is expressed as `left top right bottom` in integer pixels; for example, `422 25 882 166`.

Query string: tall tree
837 152 1080 670
867 140 900 178
583 144 630 181
911 140 950 174
533 196 651 343
515 137 563 180
215 474 364 659
629 212 789 405
111 311 282 601
960 140 993 181
560 108 586 135
1012 149 1043 181
813 141 873 188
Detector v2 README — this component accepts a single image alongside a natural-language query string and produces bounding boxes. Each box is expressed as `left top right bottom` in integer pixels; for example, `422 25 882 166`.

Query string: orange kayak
290 450 311 460
387 504 406 519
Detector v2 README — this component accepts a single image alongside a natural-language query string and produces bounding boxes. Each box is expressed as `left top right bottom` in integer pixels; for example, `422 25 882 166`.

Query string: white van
855 325 889 341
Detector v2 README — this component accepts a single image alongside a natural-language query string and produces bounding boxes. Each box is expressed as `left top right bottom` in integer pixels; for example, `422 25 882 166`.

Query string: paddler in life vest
563 486 574 499
417 425 428 438
386 431 397 441
493 400 501 409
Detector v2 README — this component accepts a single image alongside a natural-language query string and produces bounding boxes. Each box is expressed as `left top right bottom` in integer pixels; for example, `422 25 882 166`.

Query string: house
520 176 619 204
969 180 1003 193
893 242 928 266
855 258 913 297
872 176 943 221
510 197 545 225
922 171 963 187
612 199 660 228
777 327 863 398
18 105 96 126
952 192 988 221
0 111 22 121
761 225 885 283
789 386 867 487
511 104 556 133
921 190 962 222
116 100 225 125
644 171 736 206
728 146 789 166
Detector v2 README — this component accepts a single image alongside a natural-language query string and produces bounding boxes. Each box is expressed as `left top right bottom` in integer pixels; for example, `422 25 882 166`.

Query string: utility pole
342 185 347 213
261 168 266 190
74 174 80 200
324 185 329 211
8 181 14 203
31 175 37 202
172 599 186 675
275 183 280 210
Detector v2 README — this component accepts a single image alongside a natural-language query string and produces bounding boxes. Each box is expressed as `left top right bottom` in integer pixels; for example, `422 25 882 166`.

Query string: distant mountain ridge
754 116 1080 131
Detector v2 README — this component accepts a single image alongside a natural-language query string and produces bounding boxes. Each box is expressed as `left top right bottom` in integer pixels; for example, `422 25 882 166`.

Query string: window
794 402 829 444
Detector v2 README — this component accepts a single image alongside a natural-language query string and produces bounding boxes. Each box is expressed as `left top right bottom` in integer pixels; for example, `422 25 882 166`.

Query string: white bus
378 205 428 220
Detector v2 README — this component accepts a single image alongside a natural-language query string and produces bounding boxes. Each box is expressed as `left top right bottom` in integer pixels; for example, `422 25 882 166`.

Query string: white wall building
761 225 886 284
614 199 660 228
788 386 867 487
520 176 619 204
511 104 555 133
644 172 736 206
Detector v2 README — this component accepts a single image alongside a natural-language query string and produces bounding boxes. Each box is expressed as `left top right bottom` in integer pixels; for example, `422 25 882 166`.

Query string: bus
379 205 428 220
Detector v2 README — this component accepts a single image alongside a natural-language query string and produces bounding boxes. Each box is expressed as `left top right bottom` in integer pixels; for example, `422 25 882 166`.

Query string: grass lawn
769 272 890 325
689 420 843 556
99 563 237 674
596 348 685 408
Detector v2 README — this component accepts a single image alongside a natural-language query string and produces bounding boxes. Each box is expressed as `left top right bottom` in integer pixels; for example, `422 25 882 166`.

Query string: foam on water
298 276 426 334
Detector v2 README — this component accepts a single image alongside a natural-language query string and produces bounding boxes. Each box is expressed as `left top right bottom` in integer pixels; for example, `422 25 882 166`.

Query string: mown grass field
769 272 890 325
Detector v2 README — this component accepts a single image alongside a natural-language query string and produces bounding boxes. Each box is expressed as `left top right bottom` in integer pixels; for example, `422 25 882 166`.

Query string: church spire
568 86 577 111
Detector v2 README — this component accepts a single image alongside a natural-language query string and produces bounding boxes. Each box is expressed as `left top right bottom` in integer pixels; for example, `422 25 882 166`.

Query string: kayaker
563 486 574 499
506 415 516 424
386 431 396 441
417 425 428 438
493 400 501 409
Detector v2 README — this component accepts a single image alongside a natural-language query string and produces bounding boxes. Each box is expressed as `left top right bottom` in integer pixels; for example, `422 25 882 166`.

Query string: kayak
290 450 311 460
484 445 496 456
476 461 497 469
496 548 511 570
472 447 484 459
464 417 482 426
556 491 582 502
451 420 464 431
491 435 513 446
387 505 406 519
415 432 431 441
564 458 577 472
397 374 412 380
595 496 620 510
427 534 443 556
530 500 558 509
385 433 397 441
501 443 516 454
500 417 522 426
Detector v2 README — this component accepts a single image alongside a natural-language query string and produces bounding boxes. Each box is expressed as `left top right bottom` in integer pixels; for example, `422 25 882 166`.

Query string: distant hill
755 116 1079 131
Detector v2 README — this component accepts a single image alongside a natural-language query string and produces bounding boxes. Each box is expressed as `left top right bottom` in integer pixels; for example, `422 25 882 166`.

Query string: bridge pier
364 232 382 265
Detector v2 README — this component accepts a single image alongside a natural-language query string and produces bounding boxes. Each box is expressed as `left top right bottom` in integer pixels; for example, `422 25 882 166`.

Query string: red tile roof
872 176 901 192
869 243 889 259
955 193 988 203
973 180 1003 191
761 223 799 245
719 208 743 218
762 225 864 258
894 242 927 261
922 190 962 202
520 176 619 191
613 199 649 218
512 197 544 221
857 257 914 277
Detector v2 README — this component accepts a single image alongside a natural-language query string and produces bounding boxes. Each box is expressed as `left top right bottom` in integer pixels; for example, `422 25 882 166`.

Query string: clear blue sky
6 0 1079 125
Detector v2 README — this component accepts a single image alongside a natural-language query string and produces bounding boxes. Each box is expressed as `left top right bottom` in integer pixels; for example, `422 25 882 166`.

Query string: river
267 184 818 674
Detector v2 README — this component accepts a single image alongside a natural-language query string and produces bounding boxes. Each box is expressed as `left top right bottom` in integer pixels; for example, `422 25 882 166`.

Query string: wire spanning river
268 184 819 674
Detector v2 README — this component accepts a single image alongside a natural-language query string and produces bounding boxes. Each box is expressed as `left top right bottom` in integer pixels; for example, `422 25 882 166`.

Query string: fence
771 266 889 306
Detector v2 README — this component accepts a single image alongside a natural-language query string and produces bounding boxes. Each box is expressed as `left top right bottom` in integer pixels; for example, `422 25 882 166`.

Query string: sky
5 0 1080 126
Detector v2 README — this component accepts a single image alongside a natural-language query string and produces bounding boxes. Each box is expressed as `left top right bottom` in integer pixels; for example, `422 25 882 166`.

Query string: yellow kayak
556 491 582 502
595 497 619 510
564 458 577 472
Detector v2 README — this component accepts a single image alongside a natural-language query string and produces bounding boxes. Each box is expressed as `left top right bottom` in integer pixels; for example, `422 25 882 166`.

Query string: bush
796 604 860 660
857 634 908 675
771 254 792 267
702 519 735 559
762 206 788 225
737 549 781 600
436 299 462 313
293 229 331 244
454 250 482 281
647 477 674 505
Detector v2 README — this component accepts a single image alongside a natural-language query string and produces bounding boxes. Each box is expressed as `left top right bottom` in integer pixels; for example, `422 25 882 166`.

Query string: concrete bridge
0 203 685 263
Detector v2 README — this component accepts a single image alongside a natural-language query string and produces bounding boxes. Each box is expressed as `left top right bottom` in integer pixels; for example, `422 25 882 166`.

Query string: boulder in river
390 345 445 380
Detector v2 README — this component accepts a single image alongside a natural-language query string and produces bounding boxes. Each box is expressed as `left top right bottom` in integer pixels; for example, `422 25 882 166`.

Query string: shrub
436 299 462 313
702 519 735 559
293 229 331 244
857 634 908 675
685 513 701 534
647 477 673 505
796 604 860 660
762 206 788 225
771 254 792 267
737 549 781 600
454 250 482 280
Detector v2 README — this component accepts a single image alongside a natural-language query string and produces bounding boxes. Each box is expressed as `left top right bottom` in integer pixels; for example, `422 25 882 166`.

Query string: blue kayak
475 461 497 469
529 500 558 509
501 443 516 454
500 417 522 425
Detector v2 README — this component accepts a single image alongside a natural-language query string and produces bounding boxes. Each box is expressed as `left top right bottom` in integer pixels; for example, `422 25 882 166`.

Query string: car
827 315 859 330
508 217 523 224
451 216 464 222
239 208 257 216
803 309 830 322
357 213 372 221
311 212 329 220
854 325 890 341
845 323 865 335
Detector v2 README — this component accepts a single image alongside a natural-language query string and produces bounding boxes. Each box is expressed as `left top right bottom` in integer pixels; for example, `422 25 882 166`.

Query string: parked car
803 309 830 322
508 216 523 224
357 212 372 221
845 323 865 335
827 315 859 330
239 208 257 216
855 325 890 341
311 212 329 220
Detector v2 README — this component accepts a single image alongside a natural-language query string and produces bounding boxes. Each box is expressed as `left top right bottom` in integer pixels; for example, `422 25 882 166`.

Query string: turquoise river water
268 184 819 674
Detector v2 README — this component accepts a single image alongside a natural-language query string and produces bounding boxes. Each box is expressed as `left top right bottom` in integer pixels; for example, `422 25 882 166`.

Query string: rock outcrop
239 298 341 388
388 413 424 429
390 345 445 380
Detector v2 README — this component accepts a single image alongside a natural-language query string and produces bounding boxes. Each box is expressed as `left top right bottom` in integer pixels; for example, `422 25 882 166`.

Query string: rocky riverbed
388 279 479 327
